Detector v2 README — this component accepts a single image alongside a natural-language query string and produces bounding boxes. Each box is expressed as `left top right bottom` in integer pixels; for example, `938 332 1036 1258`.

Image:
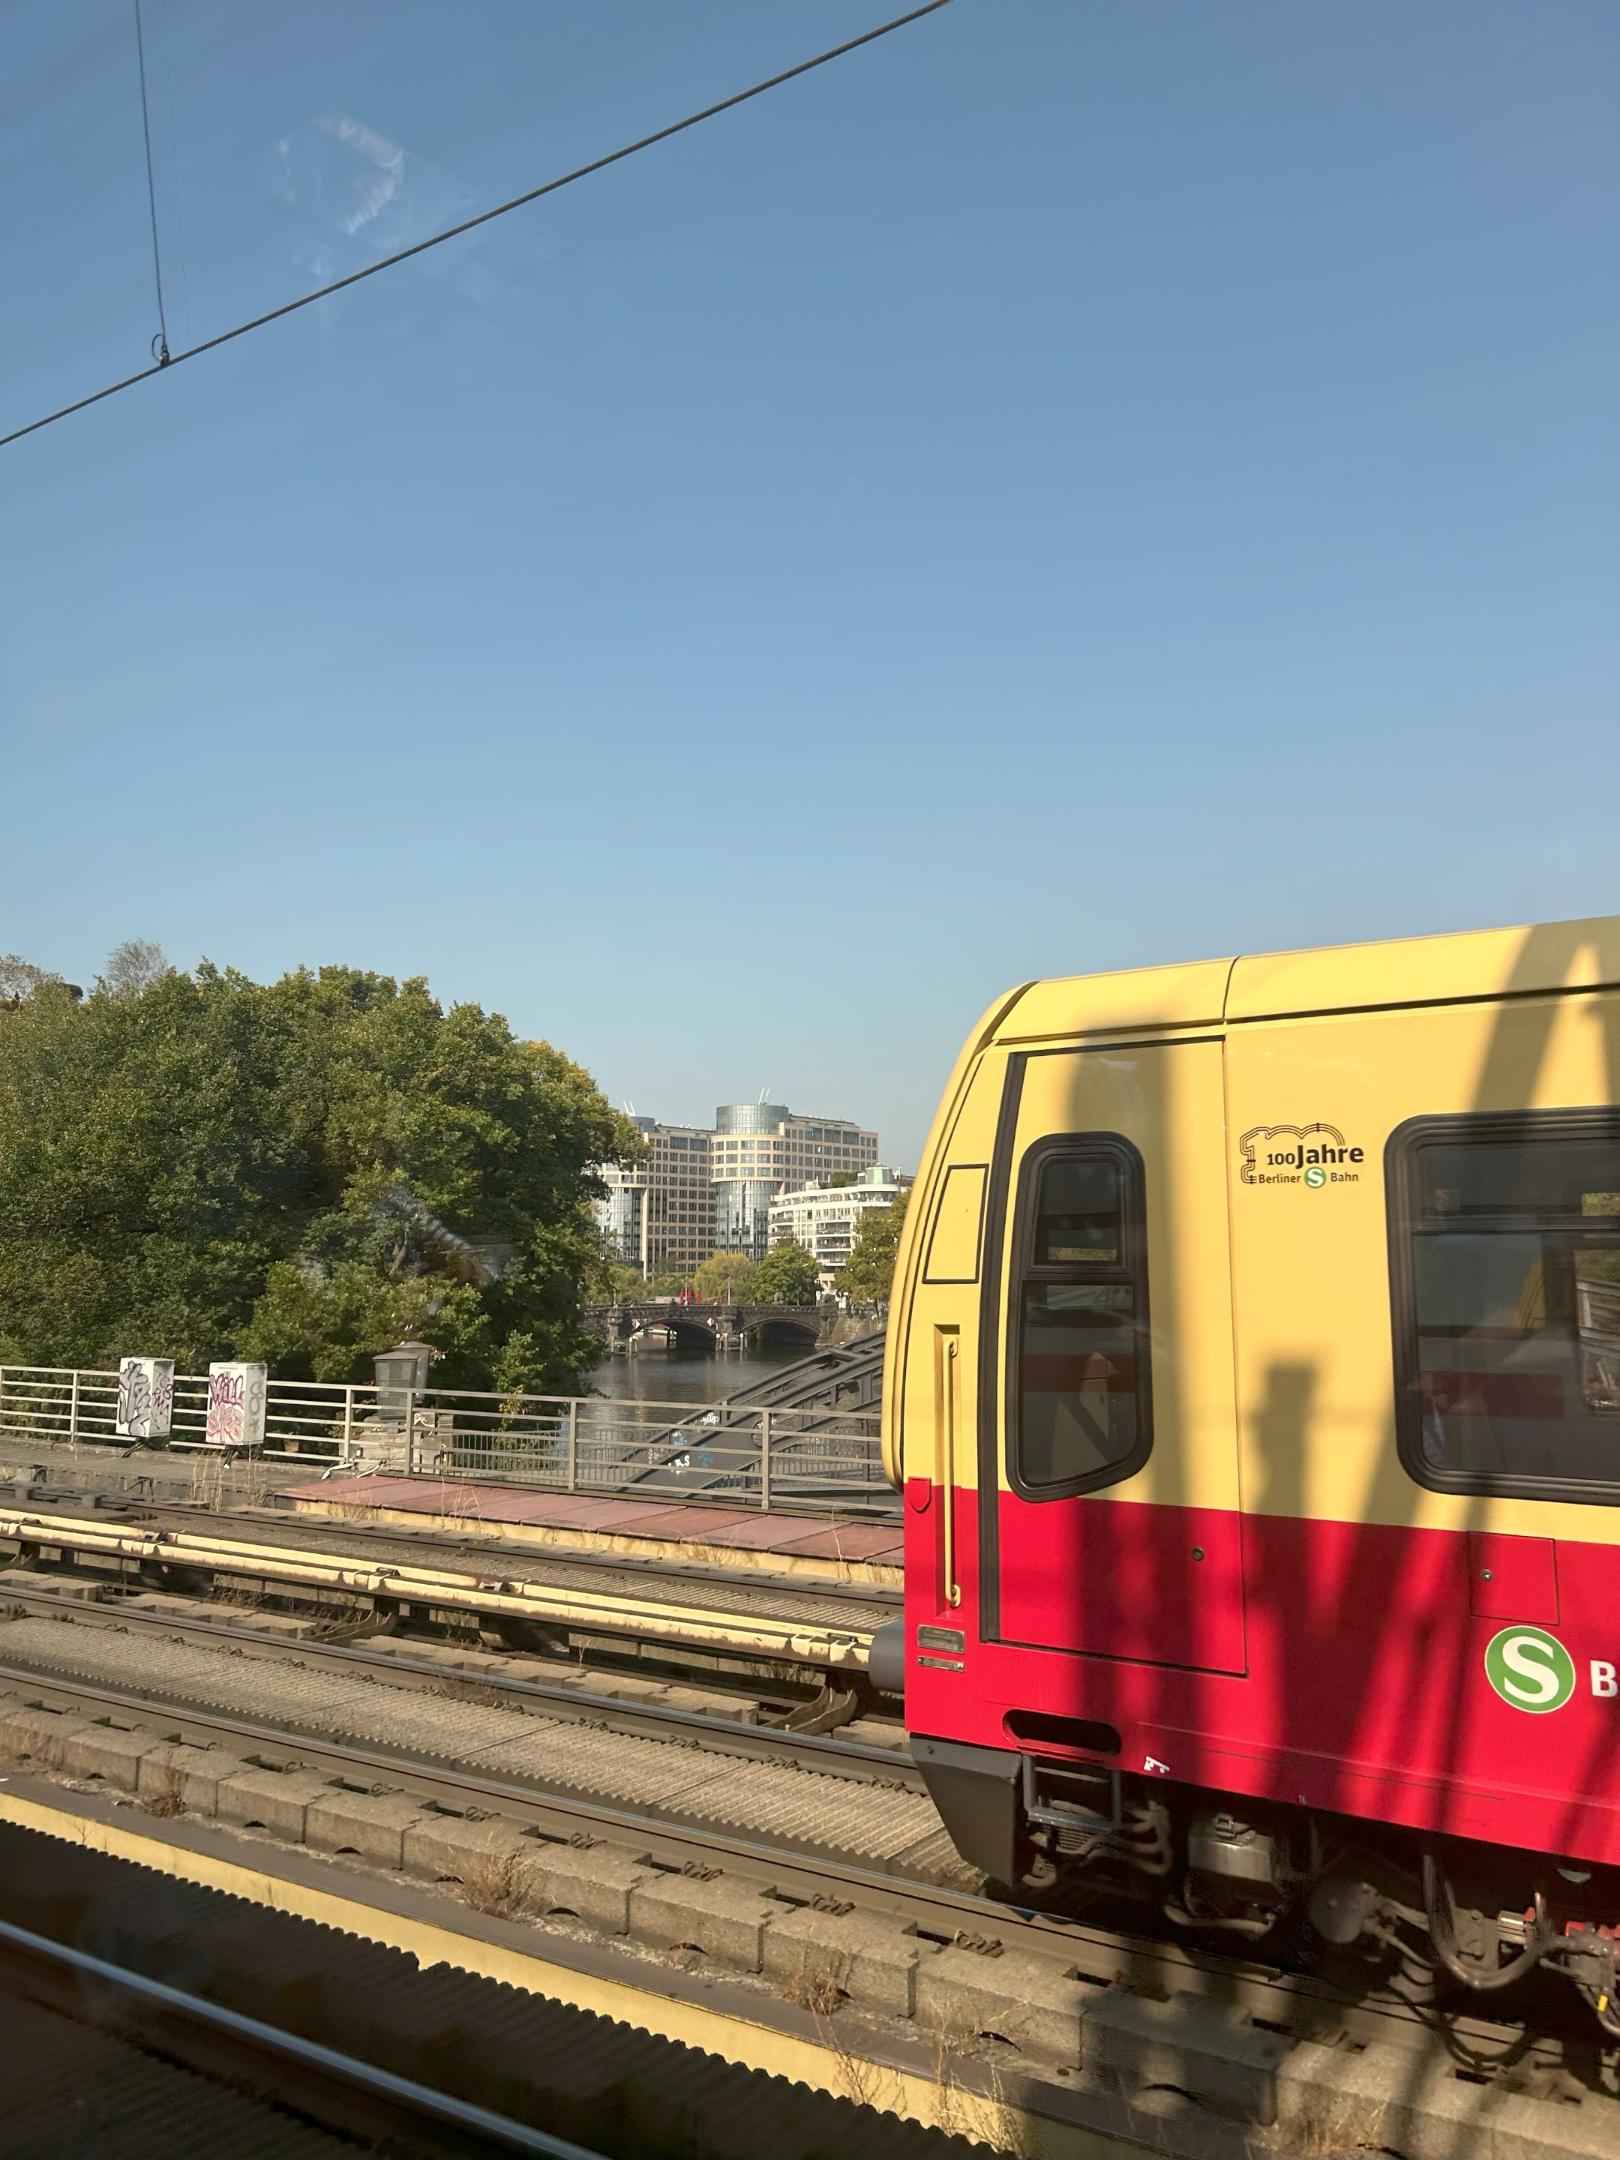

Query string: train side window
1009 1137 1152 1498
924 1164 989 1284
1389 1110 1620 1504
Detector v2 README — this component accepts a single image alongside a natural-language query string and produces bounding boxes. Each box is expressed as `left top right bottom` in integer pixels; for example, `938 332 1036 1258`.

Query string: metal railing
0 1363 894 1516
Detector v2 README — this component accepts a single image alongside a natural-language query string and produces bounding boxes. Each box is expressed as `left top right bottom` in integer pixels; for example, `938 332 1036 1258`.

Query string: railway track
0 1573 913 1774
0 1592 1588 2093
2 1528 1616 2151
0 1500 883 1675
61 1486 904 1613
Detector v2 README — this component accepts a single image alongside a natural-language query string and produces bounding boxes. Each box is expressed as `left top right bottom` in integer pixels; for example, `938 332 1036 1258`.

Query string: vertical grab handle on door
938 1331 962 1610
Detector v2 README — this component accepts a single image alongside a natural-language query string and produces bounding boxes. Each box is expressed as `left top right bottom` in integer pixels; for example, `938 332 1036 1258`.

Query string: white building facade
768 1165 912 1290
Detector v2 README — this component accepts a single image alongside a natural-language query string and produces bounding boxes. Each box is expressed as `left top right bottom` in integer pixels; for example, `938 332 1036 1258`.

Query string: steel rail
54 1489 903 1608
0 1912 602 2158
0 1506 871 1669
0 1649 1553 2076
0 1577 916 1784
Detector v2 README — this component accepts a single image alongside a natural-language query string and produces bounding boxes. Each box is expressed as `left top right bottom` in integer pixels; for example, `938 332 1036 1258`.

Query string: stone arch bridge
586 1301 870 1355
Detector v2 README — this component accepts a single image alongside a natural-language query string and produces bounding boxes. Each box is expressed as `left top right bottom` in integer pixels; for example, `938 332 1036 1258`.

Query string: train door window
1009 1137 1152 1498
1390 1110 1620 1502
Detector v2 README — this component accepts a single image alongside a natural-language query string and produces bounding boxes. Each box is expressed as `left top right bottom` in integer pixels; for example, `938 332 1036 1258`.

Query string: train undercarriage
912 1735 1620 2036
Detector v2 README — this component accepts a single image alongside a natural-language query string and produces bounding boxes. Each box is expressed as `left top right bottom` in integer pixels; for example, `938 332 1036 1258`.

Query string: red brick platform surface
281 1475 904 1568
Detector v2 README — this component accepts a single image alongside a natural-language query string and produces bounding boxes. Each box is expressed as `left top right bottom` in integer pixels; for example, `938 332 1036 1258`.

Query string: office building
597 1117 713 1278
596 1100 882 1277
711 1103 878 1259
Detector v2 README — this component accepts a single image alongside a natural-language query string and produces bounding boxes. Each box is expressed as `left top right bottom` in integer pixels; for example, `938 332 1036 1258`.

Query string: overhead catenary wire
1 0 952 455
131 0 170 365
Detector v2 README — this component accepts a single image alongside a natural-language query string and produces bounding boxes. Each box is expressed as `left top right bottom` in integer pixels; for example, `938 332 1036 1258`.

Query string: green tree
840 1192 910 1307
693 1250 758 1303
646 1268 694 1296
0 961 642 1392
756 1241 820 1306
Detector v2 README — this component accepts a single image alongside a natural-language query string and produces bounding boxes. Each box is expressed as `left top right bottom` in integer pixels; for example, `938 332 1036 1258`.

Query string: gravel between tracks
0 1613 954 1876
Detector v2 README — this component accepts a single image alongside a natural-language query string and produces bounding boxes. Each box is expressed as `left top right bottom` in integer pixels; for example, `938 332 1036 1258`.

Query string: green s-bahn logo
1484 1624 1578 1714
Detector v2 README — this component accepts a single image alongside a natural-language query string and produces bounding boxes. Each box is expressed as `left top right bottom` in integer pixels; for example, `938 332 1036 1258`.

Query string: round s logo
1304 1166 1327 1188
1484 1625 1577 1713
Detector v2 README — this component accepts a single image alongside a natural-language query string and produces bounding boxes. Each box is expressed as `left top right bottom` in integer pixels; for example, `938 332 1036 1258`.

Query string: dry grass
215 1583 267 1613
305 1601 373 1639
918 2017 1029 2154
425 1677 507 1711
439 1482 487 1530
141 1770 187 1819
323 1499 377 1524
185 1454 272 1512
186 1456 228 1511
779 1947 850 2018
459 1848 534 1918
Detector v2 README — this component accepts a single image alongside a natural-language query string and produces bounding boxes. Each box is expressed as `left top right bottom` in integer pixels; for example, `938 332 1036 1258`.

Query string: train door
981 1038 1246 1674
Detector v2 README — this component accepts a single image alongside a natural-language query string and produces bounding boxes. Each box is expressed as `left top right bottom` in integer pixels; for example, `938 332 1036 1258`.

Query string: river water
584 1342 807 1407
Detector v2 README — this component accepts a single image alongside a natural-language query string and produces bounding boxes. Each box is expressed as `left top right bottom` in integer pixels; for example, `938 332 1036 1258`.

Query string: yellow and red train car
878 914 1620 2015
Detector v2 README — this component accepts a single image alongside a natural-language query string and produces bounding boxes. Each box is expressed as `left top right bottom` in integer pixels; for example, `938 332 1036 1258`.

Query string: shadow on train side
884 913 1620 2083
1242 915 1620 2118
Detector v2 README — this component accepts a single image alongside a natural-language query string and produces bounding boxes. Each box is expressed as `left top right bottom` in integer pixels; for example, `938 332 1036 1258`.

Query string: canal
584 1342 808 1406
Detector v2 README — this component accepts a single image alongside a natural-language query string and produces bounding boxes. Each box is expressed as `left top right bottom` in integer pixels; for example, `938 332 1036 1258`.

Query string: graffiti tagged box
115 1357 175 1442
203 1361 267 1449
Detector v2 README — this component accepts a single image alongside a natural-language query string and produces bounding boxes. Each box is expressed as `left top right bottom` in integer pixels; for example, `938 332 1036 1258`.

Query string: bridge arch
624 1315 720 1355
747 1315 820 1351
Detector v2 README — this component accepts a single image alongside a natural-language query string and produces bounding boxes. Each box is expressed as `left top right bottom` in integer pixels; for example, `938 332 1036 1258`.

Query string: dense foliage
839 1192 909 1307
692 1250 758 1302
0 960 641 1393
755 1241 821 1306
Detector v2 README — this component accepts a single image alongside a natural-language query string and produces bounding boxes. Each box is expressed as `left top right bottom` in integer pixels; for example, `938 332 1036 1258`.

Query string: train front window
1010 1140 1152 1497
1391 1112 1620 1501
1034 1158 1122 1265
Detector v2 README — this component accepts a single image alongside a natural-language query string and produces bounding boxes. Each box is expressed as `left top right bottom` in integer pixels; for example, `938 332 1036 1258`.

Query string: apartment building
768 1165 912 1289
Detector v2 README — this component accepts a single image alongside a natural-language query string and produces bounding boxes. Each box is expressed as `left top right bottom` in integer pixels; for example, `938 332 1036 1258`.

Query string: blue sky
3 1 1615 1166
